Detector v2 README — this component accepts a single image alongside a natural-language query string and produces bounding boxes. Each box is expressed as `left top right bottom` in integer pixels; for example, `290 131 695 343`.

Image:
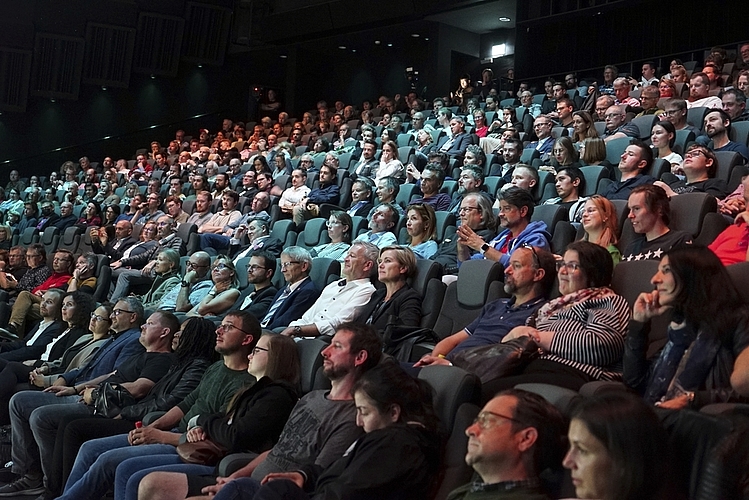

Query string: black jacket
196 376 299 454
119 357 211 421
353 286 422 334
0 321 69 362
92 236 138 262
235 285 278 320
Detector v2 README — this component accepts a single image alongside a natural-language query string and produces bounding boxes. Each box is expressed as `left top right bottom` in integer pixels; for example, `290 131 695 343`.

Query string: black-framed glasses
112 309 135 316
458 206 480 213
91 313 111 322
556 261 580 273
521 243 539 268
247 264 267 272
186 261 207 269
251 346 269 355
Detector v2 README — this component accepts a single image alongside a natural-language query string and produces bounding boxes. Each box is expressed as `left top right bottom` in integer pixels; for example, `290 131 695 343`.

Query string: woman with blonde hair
404 203 437 259
187 255 240 317
579 195 621 264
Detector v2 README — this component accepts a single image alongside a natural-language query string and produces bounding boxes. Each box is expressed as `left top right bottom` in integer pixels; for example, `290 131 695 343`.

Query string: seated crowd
0 43 748 500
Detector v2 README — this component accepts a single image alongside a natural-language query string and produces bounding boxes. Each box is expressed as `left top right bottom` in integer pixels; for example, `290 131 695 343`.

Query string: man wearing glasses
261 247 320 331
416 245 555 367
524 116 555 162
235 252 278 319
3 298 143 495
149 251 213 313
655 144 729 199
0 249 75 339
601 105 639 143
90 221 137 262
659 98 701 138
4 304 171 498
446 389 566 500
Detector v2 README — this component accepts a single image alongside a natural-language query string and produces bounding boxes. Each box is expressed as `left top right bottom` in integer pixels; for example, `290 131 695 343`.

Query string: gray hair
281 246 313 269
116 296 145 325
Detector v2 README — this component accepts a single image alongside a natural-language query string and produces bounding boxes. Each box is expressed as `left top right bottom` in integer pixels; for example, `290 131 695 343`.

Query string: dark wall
0 48 285 175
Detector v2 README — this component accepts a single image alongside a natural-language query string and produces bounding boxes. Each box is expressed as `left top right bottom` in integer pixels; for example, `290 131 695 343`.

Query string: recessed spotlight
387 43 393 47
280 55 287 59
50 99 56 103
150 74 155 79
197 64 203 68
374 40 381 45
411 33 419 38
101 86 107 90
338 46 346 50
424 37 429 41
499 17 511 22
351 49 356 53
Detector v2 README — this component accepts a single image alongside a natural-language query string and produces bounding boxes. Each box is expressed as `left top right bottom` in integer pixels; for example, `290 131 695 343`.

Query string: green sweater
175 360 254 432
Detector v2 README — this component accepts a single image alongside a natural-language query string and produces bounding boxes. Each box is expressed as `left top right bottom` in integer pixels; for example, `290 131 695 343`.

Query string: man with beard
137 323 382 500
415 245 555 366
703 109 749 162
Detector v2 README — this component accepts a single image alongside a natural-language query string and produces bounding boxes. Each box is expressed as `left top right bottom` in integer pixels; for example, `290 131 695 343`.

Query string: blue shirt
449 296 546 360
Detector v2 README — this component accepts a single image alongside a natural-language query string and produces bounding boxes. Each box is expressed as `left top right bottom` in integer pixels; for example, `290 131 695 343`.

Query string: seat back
309 257 341 290
530 204 564 239
395 183 418 209
20 227 39 247
669 192 717 239
269 219 296 249
631 114 657 140
604 137 631 166
296 337 331 394
434 211 456 243
714 151 742 187
57 226 82 254
579 166 608 197
519 148 540 165
234 256 251 290
295 218 330 249
432 259 504 339
176 223 198 255
40 227 60 256
726 262 749 304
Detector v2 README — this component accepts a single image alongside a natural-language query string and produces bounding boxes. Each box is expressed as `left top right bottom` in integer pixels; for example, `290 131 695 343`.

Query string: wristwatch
479 243 490 255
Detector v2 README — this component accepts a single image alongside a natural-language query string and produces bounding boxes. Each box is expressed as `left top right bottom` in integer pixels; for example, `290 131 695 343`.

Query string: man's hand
111 261 123 270
82 386 97 405
656 394 690 410
185 426 207 443
413 355 450 368
456 225 486 251
44 385 76 397
141 261 156 275
260 472 304 488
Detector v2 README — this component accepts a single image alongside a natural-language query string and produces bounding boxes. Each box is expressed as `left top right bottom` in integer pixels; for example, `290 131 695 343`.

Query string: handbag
450 336 540 384
381 315 438 362
92 382 136 418
176 439 228 466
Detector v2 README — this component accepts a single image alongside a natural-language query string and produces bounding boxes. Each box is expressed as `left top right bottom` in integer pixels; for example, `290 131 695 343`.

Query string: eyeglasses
26 254 43 259
281 261 301 269
186 261 207 269
251 346 269 355
212 263 229 271
53 257 71 263
458 206 479 213
247 264 267 272
684 150 707 159
216 323 252 335
91 313 111 322
325 221 342 228
604 113 622 119
556 261 581 272
533 122 551 128
552 149 565 154
112 309 135 316
663 110 681 116
472 411 523 430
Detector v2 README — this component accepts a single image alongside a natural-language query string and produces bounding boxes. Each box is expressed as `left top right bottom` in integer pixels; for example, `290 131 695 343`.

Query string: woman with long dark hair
563 391 671 500
627 245 749 409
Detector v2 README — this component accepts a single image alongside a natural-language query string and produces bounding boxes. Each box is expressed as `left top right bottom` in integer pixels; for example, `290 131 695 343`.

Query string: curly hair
175 317 219 365
65 291 97 328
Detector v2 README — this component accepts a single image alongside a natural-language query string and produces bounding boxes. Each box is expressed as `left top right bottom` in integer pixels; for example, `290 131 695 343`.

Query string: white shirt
289 278 375 336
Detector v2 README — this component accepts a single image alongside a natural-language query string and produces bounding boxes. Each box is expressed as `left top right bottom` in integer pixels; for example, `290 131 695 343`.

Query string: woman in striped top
482 241 630 401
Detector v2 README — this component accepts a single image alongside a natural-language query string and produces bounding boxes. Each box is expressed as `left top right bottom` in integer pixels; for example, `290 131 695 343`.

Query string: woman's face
354 390 395 433
248 335 270 379
61 296 77 323
553 144 569 164
474 113 485 125
659 81 673 97
581 200 604 233
572 114 588 135
563 419 614 499
417 130 430 145
459 78 469 89
86 203 97 217
558 249 588 295
377 250 406 284
381 114 391 126
0 230 6 242
142 224 158 241
650 124 672 149
406 209 426 238
89 306 111 333
211 260 234 283
651 255 678 307
154 253 174 274
126 186 137 197
382 144 394 158
106 207 116 221
326 216 346 241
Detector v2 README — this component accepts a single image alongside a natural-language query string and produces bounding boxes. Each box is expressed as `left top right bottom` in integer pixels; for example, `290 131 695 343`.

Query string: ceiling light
374 40 380 45
280 55 287 59
338 46 346 49
101 86 107 90
387 43 393 47
499 17 511 22
411 34 419 38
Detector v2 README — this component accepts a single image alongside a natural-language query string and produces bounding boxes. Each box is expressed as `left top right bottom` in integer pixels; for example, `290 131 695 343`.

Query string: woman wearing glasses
139 250 181 313
482 241 629 400
309 211 352 263
59 327 300 500
0 292 98 424
186 256 240 317
194 361 440 500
